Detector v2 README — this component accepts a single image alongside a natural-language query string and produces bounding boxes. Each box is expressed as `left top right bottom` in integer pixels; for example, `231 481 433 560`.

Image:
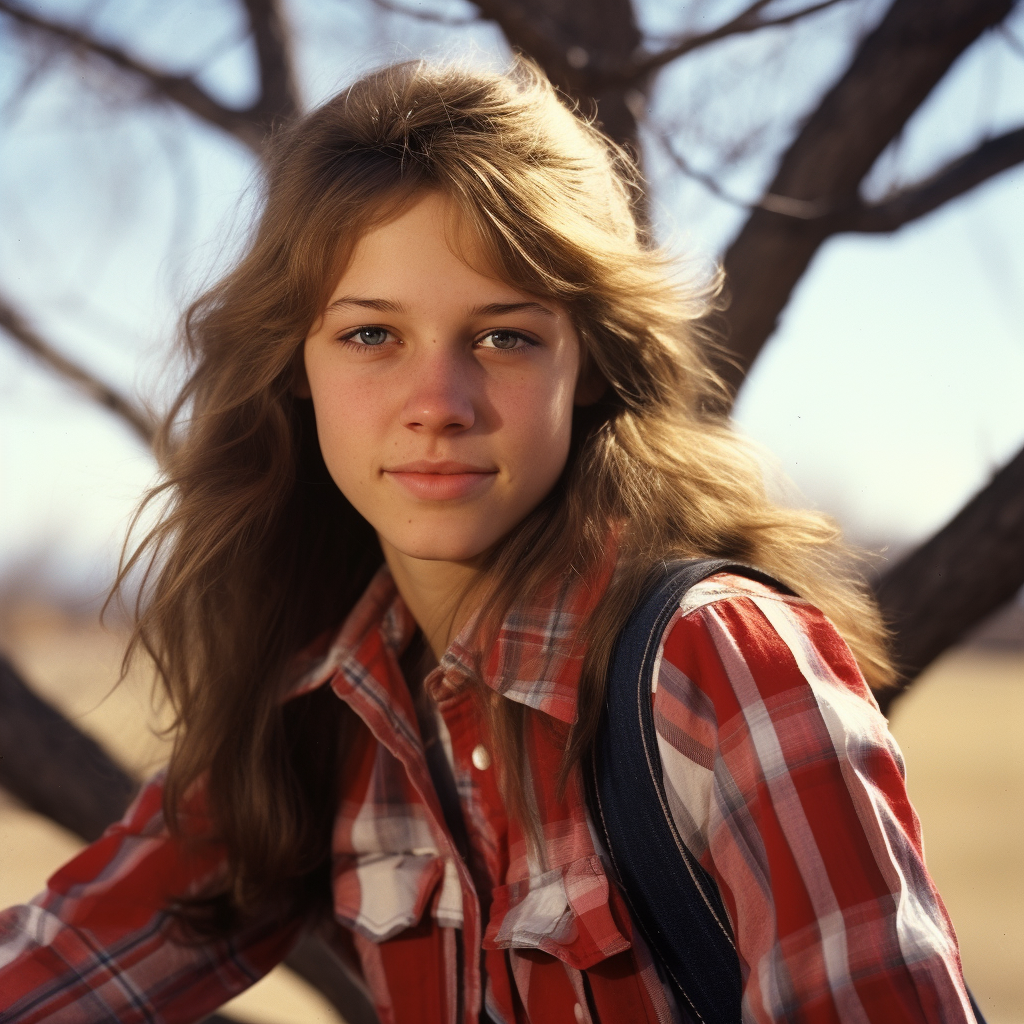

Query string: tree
1 0 1022 1015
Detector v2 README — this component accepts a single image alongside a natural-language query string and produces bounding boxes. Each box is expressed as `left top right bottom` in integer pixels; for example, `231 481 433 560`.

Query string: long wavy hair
117 57 893 926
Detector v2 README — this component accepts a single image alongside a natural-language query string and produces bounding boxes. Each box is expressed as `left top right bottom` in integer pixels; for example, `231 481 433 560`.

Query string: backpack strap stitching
589 558 793 1024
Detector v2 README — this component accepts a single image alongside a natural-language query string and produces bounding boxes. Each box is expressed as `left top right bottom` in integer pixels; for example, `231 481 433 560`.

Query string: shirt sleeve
0 775 302 1023
651 574 976 1024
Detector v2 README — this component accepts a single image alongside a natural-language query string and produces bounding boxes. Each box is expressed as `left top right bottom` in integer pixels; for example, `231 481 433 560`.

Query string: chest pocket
333 851 467 942
483 853 631 970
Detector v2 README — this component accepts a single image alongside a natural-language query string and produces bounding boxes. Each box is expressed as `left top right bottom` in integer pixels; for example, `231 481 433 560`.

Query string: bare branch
657 129 835 218
656 129 748 204
670 119 1024 228
0 654 139 841
240 0 300 123
370 0 481 26
471 0 846 97
0 0 268 154
716 0 1016 404
468 0 575 87
0 292 156 446
842 125 1024 232
998 21 1024 58
468 0 645 158
623 0 847 85
875 442 1024 714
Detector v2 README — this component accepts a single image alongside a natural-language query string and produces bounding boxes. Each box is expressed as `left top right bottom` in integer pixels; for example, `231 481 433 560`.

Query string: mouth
383 461 498 501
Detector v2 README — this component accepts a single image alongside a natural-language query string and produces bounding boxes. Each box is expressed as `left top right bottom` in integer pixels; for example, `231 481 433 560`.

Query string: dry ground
1 603 1020 1023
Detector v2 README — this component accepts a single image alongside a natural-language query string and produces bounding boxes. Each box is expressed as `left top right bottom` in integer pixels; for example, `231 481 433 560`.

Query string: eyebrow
471 301 556 319
325 296 405 314
324 297 557 319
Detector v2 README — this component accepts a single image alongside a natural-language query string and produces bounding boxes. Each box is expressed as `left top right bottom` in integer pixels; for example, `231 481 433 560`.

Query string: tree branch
660 116 1024 239
470 0 645 159
998 21 1024 58
0 655 139 841
874 442 1024 715
240 0 300 124
657 127 836 217
664 121 1024 228
0 293 156 446
370 0 481 26
0 0 269 154
657 130 746 202
623 0 847 85
468 0 576 89
472 0 845 99
717 0 1016 403
842 124 1024 232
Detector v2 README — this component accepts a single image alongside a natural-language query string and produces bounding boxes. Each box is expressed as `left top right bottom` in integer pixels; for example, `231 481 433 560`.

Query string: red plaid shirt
0 567 974 1024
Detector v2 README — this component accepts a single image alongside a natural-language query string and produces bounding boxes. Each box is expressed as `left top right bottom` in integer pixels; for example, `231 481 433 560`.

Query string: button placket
432 681 508 892
427 678 502 1024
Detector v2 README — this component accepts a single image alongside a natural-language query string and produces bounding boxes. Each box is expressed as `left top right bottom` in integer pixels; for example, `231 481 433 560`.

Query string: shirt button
573 1003 585 1023
471 744 491 770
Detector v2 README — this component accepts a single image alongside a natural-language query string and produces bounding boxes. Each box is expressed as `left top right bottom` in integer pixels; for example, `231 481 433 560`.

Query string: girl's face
301 192 594 567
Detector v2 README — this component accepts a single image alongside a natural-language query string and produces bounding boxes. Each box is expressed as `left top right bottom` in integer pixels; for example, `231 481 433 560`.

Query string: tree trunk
477 0 644 157
875 442 1024 715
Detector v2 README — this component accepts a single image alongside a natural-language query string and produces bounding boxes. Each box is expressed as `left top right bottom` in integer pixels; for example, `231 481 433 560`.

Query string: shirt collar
292 554 614 725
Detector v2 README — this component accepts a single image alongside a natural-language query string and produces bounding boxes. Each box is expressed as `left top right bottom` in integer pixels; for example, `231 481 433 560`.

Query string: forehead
329 192 535 303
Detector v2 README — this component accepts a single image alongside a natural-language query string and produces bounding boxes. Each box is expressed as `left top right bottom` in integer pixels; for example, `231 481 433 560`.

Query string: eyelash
339 326 395 349
338 327 537 353
477 329 535 353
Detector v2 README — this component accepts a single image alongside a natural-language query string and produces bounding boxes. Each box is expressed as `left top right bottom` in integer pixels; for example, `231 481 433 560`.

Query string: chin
386 528 498 564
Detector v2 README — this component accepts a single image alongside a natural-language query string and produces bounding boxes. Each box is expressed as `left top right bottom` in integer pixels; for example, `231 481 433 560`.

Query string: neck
381 540 485 660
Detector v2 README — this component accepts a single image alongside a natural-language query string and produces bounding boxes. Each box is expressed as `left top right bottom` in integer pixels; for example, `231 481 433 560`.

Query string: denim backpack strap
589 559 988 1024
588 559 791 1024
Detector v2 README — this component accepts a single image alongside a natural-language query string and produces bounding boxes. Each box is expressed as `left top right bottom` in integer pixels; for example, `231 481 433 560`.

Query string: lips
383 461 498 500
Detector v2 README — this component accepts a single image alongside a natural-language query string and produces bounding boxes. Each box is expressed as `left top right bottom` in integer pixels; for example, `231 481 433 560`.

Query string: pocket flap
333 852 445 942
483 855 630 970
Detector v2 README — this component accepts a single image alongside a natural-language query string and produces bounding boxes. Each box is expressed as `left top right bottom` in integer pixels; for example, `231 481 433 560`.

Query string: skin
300 193 601 657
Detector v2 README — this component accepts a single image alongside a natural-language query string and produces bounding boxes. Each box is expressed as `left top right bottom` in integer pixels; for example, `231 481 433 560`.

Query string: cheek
308 378 381 488
500 376 576 479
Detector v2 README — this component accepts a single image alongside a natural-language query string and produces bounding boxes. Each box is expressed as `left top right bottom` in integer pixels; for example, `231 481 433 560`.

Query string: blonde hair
117 57 892 923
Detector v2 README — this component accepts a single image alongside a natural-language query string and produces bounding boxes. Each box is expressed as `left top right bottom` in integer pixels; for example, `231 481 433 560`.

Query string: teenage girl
0 59 976 1024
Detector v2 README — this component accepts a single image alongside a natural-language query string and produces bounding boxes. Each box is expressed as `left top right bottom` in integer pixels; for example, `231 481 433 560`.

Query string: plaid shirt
0 566 974 1024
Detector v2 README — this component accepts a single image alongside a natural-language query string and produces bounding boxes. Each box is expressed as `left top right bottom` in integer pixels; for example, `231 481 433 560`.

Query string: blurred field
887 647 1023 1024
0 603 1021 1022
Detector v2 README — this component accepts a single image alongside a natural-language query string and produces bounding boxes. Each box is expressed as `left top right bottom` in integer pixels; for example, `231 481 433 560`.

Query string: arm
0 776 302 1023
652 574 975 1024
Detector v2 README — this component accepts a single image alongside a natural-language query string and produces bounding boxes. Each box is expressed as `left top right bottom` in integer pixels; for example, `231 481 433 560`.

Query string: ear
574 357 607 407
291 344 312 399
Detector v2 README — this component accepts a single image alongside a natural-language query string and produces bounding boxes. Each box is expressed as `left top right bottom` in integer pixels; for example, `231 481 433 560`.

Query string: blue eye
346 327 391 346
478 330 530 351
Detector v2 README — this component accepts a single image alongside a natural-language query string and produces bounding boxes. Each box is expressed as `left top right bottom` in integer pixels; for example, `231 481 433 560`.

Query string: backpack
587 559 986 1024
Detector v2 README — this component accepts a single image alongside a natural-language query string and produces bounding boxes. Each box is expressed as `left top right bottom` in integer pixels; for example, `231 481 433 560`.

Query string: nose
399 344 476 434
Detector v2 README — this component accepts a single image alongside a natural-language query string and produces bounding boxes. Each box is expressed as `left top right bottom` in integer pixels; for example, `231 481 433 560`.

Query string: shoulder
646 589 969 1020
651 571 891 773
650 568 915 875
656 570 875 707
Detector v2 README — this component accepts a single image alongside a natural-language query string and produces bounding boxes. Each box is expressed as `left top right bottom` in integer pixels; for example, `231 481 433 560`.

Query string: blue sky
1 0 1023 605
